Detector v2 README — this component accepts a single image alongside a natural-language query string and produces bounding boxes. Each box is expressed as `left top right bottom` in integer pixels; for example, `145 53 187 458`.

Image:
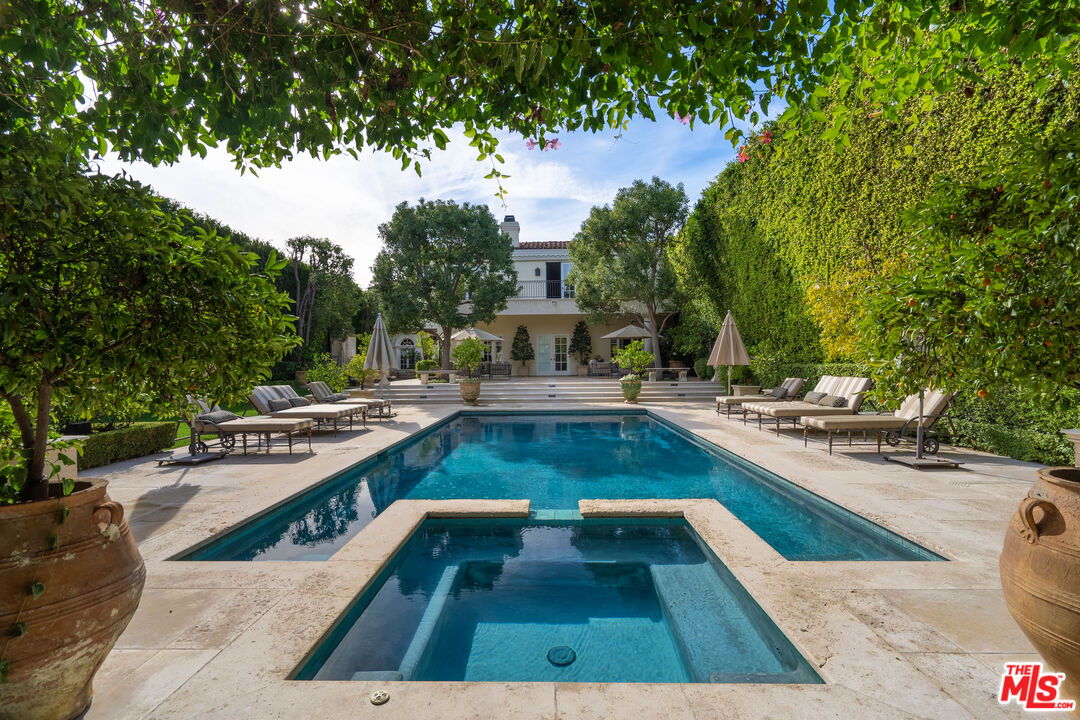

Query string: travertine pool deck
81 399 1057 719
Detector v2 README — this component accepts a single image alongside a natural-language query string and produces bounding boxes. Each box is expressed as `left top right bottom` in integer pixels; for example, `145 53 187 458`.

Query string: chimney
499 214 521 248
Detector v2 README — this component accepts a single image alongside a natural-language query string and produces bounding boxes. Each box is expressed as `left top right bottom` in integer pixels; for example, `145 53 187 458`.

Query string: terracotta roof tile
517 241 570 249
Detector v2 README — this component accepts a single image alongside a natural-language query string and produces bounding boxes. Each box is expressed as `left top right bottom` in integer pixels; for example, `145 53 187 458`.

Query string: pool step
382 381 720 404
398 564 459 680
649 563 793 682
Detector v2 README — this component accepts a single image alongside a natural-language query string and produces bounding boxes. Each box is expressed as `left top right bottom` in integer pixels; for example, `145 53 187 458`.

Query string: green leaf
30 582 45 600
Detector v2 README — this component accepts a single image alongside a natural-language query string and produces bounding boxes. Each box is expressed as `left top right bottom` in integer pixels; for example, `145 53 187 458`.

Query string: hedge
78 422 177 470
673 52 1080 465
677 64 1080 364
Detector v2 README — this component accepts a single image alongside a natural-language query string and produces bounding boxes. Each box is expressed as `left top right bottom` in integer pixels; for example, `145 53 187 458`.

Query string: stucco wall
475 315 636 376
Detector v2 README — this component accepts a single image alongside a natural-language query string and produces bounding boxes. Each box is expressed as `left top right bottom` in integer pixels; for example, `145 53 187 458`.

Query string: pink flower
736 146 750 163
760 130 772 144
675 112 690 125
543 138 561 151
525 139 538 150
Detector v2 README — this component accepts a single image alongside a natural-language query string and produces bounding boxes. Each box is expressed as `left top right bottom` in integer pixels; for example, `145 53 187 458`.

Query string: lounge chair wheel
922 436 940 455
194 440 209 454
221 435 236 451
884 430 901 447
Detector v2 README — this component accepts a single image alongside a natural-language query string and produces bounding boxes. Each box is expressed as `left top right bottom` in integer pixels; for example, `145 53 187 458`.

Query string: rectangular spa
295 518 823 684
182 412 943 562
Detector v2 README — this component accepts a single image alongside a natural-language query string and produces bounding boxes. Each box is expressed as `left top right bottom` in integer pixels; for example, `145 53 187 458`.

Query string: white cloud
97 116 749 285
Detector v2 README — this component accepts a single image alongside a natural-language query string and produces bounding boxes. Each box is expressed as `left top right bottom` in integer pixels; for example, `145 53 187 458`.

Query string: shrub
451 337 484 375
416 359 440 371
511 325 534 367
569 320 593 364
306 352 348 391
613 340 654 378
78 422 176 470
694 358 715 380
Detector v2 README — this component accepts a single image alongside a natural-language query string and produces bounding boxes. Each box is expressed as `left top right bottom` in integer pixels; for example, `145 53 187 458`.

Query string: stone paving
80 397 1056 719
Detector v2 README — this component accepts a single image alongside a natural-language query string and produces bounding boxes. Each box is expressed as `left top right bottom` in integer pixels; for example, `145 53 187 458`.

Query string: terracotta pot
0 481 145 720
459 378 482 405
620 377 642 403
1000 467 1080 698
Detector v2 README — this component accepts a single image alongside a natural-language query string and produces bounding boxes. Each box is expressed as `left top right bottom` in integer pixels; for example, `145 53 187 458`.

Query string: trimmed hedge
78 422 177 470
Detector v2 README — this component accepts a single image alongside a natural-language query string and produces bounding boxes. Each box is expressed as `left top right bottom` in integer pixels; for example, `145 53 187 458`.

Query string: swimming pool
183 411 942 562
295 518 823 684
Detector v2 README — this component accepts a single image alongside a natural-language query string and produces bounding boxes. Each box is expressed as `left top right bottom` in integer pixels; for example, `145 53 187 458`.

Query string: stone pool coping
83 402 1047 719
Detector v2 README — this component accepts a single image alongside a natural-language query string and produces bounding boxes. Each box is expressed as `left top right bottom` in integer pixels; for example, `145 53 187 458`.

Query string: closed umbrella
707 310 751 395
364 313 397 386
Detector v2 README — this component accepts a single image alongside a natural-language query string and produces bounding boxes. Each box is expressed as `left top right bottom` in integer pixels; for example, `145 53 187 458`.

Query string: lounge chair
716 377 806 417
742 376 873 436
800 389 955 455
249 386 365 433
307 381 393 419
183 397 314 456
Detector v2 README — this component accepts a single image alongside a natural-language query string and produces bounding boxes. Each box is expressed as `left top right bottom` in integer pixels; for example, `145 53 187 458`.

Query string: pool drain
547 646 576 667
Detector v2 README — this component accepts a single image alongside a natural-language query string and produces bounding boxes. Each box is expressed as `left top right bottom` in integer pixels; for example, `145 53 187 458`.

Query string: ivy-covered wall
677 67 1080 464
677 69 1080 361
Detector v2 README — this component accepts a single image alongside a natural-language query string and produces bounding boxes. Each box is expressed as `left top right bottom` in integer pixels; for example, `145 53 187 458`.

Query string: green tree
511 325 535 369
0 131 298 502
286 236 356 355
373 200 517 369
451 337 485 375
569 321 593 365
568 177 688 367
5 2 1078 171
612 340 655 378
859 132 1080 406
416 331 439 362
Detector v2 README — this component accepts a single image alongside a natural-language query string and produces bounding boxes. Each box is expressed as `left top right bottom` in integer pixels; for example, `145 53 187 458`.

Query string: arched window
398 338 418 369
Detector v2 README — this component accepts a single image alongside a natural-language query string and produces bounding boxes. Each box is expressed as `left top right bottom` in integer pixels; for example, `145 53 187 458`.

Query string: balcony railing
515 280 575 299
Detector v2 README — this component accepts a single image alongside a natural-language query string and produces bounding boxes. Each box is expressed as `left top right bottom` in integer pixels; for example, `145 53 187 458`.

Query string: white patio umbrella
707 310 751 395
451 327 503 342
600 324 651 340
452 327 503 362
364 313 397 386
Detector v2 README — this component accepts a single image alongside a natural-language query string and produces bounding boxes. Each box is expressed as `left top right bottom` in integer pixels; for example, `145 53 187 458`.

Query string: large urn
1000 467 1080 699
0 481 145 720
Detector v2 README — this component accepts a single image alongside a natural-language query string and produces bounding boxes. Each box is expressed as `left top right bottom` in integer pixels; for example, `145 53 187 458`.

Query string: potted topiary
0 132 299 720
612 340 655 403
510 324 534 376
416 358 440 384
451 337 485 405
569 320 593 376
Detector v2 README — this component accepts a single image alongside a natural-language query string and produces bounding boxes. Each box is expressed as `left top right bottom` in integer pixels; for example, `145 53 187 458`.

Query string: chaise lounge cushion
800 414 909 432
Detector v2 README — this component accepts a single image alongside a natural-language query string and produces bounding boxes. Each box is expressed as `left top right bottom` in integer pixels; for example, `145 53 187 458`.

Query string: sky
98 115 742 286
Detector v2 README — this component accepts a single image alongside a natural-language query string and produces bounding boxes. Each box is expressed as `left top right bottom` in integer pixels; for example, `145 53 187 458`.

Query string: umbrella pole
915 388 925 460
727 365 732 396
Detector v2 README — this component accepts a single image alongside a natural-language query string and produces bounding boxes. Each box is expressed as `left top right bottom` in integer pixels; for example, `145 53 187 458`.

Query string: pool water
185 412 941 562
296 519 822 684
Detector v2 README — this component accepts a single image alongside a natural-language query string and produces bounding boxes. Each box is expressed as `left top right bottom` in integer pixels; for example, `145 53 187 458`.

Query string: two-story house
389 216 634 376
